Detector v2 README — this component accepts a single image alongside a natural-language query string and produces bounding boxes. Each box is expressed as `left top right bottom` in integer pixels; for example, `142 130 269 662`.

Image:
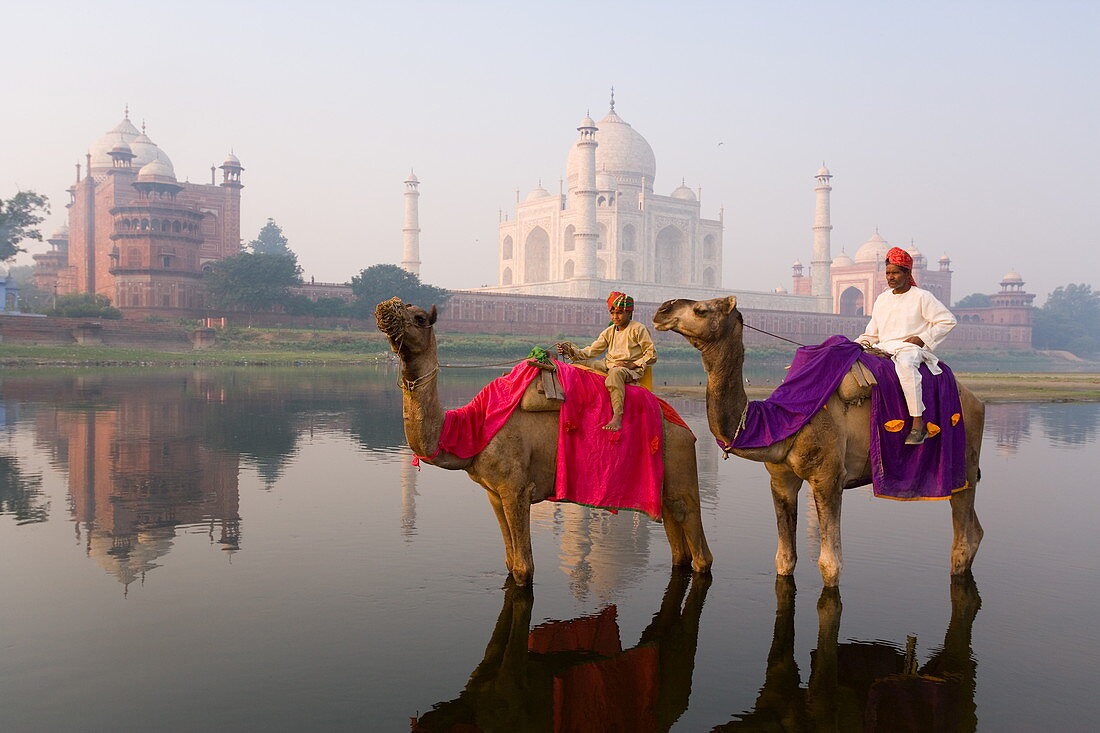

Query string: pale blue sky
3 0 1097 301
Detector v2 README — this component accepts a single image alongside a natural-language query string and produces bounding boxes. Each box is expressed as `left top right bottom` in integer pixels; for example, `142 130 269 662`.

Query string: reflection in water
400 448 418 540
0 453 48 525
715 575 980 731
412 569 711 732
985 403 1032 455
1034 403 1100 446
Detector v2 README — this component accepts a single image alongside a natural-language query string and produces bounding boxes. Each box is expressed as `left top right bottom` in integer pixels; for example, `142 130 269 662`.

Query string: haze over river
0 368 1097 731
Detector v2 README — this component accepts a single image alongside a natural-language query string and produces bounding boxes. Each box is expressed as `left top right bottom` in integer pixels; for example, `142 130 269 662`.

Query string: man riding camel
556 291 658 432
857 247 957 445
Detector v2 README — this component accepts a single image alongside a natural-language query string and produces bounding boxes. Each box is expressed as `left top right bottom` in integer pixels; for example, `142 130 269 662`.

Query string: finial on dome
124 103 129 119
141 119 147 134
610 86 615 111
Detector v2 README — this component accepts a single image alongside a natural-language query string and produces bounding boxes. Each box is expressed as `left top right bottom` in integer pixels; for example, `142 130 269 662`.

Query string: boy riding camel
857 247 957 445
556 291 657 431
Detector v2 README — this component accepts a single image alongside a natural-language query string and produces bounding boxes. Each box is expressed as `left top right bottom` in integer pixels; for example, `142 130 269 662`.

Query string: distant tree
1032 283 1099 356
246 218 294 259
0 454 49 525
6 264 51 312
47 293 123 319
953 292 991 309
284 294 349 318
349 264 450 318
204 252 302 324
0 191 49 261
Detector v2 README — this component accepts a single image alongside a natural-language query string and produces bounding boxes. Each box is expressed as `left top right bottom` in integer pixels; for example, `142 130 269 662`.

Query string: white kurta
857 287 957 416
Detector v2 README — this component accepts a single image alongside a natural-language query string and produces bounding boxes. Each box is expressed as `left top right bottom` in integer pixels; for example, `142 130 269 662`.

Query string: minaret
811 163 833 301
574 114 599 286
402 170 421 276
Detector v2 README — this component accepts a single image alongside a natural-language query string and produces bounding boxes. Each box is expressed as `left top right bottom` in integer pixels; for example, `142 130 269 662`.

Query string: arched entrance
839 286 864 316
655 225 684 284
523 227 550 283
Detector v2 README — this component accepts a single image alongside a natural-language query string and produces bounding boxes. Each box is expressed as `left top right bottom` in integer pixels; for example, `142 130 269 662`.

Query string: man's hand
554 343 567 355
904 336 926 347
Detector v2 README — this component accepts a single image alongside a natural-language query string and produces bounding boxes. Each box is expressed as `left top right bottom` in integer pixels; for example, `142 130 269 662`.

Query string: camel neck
399 347 445 460
700 334 749 448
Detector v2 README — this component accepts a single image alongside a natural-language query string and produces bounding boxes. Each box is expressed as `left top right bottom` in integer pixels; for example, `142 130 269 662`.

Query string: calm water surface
0 367 1097 731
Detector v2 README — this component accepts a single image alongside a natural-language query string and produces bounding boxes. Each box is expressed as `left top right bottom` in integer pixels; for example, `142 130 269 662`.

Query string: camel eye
693 304 709 316
414 315 427 326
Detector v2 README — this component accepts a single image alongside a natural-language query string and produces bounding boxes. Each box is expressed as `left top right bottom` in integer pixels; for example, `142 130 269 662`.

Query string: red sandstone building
34 111 243 318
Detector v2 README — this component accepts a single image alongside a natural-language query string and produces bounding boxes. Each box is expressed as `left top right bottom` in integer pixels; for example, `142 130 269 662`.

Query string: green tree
204 252 302 324
349 264 450 317
47 293 124 319
0 191 50 261
246 218 294 259
1032 283 1099 356
954 292 991 308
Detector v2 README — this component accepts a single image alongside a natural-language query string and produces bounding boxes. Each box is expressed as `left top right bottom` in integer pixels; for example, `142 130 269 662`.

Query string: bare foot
603 415 623 431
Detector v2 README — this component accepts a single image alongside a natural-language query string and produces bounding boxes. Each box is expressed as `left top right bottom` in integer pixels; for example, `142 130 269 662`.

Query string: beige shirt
858 287 957 351
575 320 658 369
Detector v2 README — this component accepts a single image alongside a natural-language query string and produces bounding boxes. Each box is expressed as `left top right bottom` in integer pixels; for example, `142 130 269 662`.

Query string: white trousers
875 340 943 417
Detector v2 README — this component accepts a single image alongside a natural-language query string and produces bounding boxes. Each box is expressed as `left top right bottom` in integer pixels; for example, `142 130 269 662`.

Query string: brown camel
653 296 984 586
375 298 712 585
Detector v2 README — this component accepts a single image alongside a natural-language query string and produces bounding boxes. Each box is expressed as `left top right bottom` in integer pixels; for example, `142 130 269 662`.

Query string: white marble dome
566 109 656 190
525 186 552 201
853 231 890 264
1002 269 1023 283
129 132 169 169
87 116 140 170
671 184 696 201
816 164 832 177
222 152 241 167
832 251 854 267
48 223 70 241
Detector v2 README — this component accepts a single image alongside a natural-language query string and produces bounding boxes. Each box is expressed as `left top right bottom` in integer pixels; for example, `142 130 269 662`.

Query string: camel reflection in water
716 574 980 732
413 572 980 732
412 568 711 732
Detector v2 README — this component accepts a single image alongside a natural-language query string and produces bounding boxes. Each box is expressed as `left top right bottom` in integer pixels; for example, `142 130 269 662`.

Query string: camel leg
486 491 515 573
949 486 983 575
659 500 690 567
808 476 844 587
766 463 802 576
499 482 535 585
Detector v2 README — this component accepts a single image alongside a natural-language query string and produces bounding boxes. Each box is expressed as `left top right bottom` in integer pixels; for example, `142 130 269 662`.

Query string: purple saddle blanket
730 335 968 500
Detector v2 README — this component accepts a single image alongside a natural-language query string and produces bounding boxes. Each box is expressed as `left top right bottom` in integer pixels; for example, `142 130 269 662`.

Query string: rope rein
742 322 806 347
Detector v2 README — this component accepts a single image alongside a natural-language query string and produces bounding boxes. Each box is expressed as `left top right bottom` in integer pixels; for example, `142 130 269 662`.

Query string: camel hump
519 373 565 412
836 361 877 404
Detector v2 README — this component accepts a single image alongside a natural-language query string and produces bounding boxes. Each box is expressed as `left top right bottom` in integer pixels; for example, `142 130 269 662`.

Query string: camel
375 298 712 586
653 296 984 586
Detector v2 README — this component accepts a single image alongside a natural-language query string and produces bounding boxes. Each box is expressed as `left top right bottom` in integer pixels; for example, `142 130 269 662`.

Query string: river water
0 367 1096 731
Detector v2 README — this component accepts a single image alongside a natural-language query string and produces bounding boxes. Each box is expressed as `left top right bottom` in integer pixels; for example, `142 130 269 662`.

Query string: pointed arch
523 227 550 283
655 225 685 284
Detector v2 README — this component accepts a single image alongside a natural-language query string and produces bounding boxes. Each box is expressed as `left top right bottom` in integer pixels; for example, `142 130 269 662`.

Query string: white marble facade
485 99 727 303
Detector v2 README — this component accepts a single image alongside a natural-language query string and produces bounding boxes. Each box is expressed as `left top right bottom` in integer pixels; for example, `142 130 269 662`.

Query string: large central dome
87 112 172 173
566 108 656 190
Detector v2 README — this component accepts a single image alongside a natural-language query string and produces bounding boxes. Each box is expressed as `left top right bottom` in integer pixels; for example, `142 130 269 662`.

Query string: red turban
885 247 917 285
607 291 634 311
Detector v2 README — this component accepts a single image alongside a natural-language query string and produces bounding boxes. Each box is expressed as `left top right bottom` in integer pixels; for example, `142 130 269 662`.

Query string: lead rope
742 322 806 347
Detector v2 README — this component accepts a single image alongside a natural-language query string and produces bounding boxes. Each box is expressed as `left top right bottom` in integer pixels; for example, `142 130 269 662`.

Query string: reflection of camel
654 297 985 586
411 568 711 732
714 574 980 731
376 299 711 585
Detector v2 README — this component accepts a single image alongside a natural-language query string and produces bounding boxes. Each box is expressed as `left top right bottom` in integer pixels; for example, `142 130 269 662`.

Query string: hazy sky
3 0 1097 302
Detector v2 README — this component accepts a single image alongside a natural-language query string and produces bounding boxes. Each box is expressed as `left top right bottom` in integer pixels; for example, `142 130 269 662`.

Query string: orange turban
885 247 916 285
607 291 634 311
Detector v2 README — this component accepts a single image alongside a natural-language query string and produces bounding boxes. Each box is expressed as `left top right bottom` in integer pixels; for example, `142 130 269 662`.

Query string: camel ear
428 305 438 325
725 295 738 312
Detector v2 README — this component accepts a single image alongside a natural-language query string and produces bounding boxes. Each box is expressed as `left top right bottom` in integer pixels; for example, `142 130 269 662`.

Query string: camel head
374 297 438 358
653 296 743 350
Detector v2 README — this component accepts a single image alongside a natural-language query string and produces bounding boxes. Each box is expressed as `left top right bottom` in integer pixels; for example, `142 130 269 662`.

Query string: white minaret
401 170 421 276
574 114 599 286
811 164 833 300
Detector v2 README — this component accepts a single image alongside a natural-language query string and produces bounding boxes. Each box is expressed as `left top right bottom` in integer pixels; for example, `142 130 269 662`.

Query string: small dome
671 184 696 201
87 115 142 170
405 170 418 183
525 186 552 201
222 152 241 167
832 252 854 267
907 243 923 257
792 259 803 267
129 132 171 170
49 223 70 241
816 164 832 177
578 114 596 129
938 253 951 263
109 139 133 156
137 158 177 183
1003 269 1023 282
853 231 890 263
